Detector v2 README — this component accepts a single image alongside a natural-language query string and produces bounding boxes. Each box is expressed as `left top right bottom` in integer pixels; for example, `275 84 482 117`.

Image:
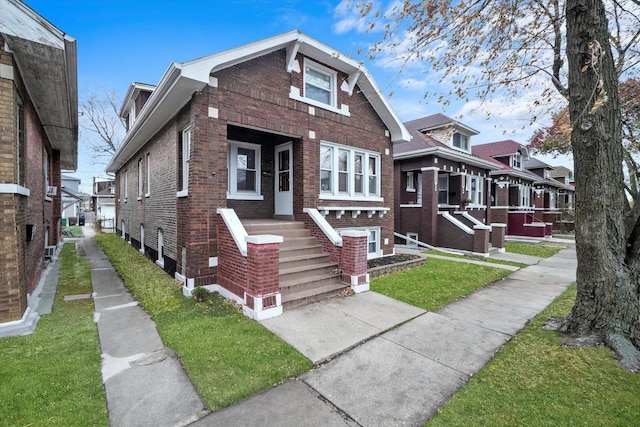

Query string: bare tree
79 90 126 166
356 0 640 370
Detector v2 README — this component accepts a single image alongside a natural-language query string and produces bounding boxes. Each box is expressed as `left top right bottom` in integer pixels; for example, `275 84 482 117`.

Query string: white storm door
275 142 293 215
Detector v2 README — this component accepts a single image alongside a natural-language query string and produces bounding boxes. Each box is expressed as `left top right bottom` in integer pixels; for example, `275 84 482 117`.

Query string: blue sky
25 0 571 193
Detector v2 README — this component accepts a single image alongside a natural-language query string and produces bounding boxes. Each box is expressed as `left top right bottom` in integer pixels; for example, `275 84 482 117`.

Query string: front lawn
371 257 512 311
0 244 107 426
505 241 563 258
428 284 640 426
95 234 312 411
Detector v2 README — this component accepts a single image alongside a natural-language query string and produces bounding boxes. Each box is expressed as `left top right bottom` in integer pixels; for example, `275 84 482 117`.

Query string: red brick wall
216 214 246 298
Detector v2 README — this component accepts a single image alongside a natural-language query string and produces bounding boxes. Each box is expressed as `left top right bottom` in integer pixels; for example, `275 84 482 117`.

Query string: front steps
241 219 348 309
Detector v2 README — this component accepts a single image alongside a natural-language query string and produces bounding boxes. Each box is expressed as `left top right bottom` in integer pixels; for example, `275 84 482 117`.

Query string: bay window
320 142 381 200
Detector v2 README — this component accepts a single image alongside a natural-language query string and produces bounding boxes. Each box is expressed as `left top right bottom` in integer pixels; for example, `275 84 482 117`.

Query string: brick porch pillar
420 167 439 246
472 225 491 256
244 235 283 320
533 188 545 222
340 230 369 293
490 223 506 253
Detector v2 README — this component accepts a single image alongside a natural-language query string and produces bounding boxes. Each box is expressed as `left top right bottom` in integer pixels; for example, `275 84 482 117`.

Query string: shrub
192 286 210 303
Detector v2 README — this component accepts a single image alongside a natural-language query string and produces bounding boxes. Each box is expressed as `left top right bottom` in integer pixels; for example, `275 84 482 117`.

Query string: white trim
176 190 189 198
0 184 30 196
0 63 14 80
208 107 218 118
217 208 248 256
400 204 422 208
208 257 218 268
228 140 262 199
226 193 264 201
304 208 342 246
318 195 384 202
245 234 284 245
438 211 474 234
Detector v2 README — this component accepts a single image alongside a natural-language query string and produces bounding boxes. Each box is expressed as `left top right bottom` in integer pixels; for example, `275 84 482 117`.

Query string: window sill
176 190 188 198
0 184 30 196
145 193 150 198
406 188 416 193
289 89 350 117
319 194 384 203
227 193 264 201
44 196 53 202
137 196 142 201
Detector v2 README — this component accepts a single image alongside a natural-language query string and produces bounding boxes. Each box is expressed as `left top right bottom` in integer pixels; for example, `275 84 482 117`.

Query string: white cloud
333 0 372 34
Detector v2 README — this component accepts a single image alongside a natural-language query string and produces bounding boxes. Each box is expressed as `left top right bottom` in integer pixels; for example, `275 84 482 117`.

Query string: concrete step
279 252 332 270
279 261 339 283
279 245 325 260
242 220 305 234
280 271 345 294
281 281 348 309
280 236 318 249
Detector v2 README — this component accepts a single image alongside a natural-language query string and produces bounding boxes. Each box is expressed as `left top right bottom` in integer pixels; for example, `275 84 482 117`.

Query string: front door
275 142 293 216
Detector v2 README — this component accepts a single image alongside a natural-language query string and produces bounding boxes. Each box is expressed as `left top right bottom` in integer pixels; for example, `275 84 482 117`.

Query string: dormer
511 151 523 170
410 113 478 154
120 82 156 131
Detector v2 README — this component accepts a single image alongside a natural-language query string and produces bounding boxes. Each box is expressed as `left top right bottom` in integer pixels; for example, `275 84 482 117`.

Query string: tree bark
562 0 640 371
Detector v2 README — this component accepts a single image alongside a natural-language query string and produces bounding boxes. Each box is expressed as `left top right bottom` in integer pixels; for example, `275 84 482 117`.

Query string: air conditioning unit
44 246 56 258
46 186 58 196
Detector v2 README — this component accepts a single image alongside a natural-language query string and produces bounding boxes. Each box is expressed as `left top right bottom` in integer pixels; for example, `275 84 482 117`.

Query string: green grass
0 244 108 427
425 250 528 269
62 225 84 237
95 234 312 411
371 257 512 311
504 241 563 258
427 284 640 426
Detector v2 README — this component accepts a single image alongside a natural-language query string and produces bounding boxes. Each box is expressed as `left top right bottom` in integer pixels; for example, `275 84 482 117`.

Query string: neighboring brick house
0 0 77 330
473 140 554 237
106 31 409 319
394 114 505 255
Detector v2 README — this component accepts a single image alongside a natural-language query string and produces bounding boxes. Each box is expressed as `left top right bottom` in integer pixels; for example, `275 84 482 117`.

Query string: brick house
472 140 555 237
106 31 409 319
0 0 77 329
394 114 505 255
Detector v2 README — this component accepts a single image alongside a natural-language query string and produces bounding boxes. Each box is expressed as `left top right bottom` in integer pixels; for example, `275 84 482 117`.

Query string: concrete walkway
80 227 207 427
195 246 577 426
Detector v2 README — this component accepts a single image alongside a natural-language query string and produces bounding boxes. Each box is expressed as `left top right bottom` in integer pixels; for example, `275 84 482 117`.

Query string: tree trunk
562 0 640 371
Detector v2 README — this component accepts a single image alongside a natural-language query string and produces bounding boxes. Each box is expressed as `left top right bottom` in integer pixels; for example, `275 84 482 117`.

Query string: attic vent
46 186 58 196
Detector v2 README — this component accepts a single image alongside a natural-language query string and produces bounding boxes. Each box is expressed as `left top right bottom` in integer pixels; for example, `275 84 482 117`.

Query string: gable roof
472 140 529 159
394 117 500 170
406 113 479 135
107 30 410 173
0 0 78 169
523 158 553 170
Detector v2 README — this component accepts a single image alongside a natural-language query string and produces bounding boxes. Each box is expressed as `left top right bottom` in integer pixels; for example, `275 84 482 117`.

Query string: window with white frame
137 158 143 198
406 171 415 192
228 141 262 199
467 175 483 205
520 184 531 207
140 224 145 254
512 152 522 169
452 133 470 151
179 126 191 195
320 142 381 199
406 232 419 247
126 170 130 199
304 60 336 108
417 172 422 204
438 175 449 204
145 153 151 197
549 190 556 209
43 148 50 198
157 229 164 267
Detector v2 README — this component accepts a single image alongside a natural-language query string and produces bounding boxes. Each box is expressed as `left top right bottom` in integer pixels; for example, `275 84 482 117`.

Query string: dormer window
452 133 470 151
512 152 522 169
304 60 336 108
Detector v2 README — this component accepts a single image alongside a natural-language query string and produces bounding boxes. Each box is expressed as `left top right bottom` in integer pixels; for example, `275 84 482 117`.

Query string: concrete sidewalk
80 227 207 427
195 246 576 426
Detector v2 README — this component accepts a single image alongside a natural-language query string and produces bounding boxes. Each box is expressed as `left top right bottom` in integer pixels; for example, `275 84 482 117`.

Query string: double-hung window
520 184 531 207
452 133 470 151
137 158 143 199
467 176 483 205
304 60 336 107
145 153 151 197
512 152 522 169
320 142 381 200
178 126 191 197
438 175 449 204
228 141 262 199
406 171 415 192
